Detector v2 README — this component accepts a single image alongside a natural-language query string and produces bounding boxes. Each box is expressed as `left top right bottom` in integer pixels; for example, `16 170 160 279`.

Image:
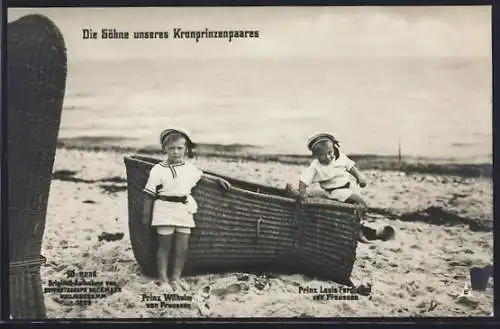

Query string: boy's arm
202 172 231 190
297 164 315 201
142 165 160 225
348 165 366 187
298 180 308 200
142 194 155 225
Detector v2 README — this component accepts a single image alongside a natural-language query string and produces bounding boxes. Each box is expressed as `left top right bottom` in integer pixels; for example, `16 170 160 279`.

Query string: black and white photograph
6 5 493 319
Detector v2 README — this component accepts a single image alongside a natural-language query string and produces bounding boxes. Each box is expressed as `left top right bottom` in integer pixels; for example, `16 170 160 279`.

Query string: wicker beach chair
8 14 67 319
124 155 361 286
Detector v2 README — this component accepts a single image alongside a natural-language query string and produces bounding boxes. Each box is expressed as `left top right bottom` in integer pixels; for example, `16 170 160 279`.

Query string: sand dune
40 148 493 318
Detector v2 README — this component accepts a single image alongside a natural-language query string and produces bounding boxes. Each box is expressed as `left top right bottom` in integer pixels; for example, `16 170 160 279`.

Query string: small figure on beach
141 127 230 291
287 132 370 242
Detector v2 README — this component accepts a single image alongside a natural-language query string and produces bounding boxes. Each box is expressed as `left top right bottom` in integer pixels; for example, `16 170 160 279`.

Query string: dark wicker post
7 14 67 319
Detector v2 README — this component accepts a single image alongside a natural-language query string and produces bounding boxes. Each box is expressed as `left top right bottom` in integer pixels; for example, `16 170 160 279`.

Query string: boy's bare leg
345 194 370 243
157 234 173 286
171 232 191 291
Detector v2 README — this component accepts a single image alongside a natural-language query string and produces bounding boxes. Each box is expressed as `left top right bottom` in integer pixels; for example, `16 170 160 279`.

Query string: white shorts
324 188 354 202
151 197 197 228
156 225 191 235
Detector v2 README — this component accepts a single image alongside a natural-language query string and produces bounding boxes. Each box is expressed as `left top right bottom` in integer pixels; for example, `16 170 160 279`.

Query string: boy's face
164 137 187 162
315 141 335 165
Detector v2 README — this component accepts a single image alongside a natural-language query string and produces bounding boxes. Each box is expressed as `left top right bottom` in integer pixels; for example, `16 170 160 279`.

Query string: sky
7 6 492 60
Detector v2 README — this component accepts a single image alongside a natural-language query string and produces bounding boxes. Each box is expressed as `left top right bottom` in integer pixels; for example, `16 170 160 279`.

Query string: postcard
5 5 493 319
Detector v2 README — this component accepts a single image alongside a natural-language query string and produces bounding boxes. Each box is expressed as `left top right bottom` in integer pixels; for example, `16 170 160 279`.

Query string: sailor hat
159 126 196 150
306 132 339 151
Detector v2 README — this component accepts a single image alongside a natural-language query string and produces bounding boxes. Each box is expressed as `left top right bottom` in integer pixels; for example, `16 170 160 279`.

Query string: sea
60 57 492 161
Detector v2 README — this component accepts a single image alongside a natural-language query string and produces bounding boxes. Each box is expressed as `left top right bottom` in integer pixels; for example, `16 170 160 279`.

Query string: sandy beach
6 5 492 321
40 147 493 318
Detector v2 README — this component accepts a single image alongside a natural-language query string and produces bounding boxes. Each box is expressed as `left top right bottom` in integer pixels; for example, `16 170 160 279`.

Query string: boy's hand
357 178 367 188
218 178 231 191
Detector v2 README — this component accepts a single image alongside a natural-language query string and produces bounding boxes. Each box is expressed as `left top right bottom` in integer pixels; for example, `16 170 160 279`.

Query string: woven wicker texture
9 257 48 319
8 14 67 319
125 155 360 285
